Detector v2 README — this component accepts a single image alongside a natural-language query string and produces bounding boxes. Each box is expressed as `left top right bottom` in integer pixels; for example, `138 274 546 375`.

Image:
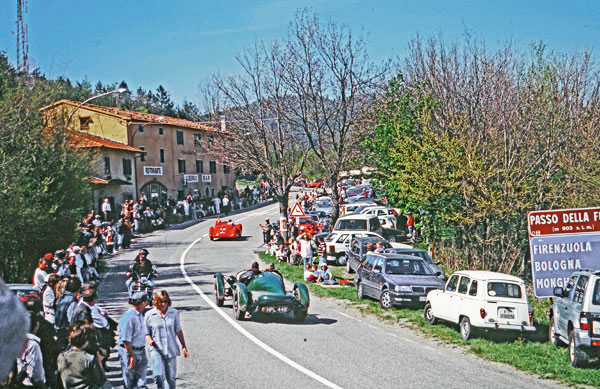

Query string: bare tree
210 40 309 219
280 11 390 223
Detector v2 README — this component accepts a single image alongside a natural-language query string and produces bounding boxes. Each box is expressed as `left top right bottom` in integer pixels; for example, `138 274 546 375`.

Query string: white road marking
336 311 360 321
388 333 397 338
179 236 343 389
202 233 208 237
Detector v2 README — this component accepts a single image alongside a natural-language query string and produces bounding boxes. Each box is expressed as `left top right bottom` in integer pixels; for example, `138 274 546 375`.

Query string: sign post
528 207 600 297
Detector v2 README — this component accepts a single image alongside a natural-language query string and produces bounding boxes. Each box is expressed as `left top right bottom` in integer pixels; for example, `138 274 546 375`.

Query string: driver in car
238 261 261 285
126 249 158 296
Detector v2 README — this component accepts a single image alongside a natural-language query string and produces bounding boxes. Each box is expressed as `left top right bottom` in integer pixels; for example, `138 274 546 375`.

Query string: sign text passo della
527 207 600 297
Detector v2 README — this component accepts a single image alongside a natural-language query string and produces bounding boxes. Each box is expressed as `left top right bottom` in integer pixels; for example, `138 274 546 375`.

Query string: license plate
264 307 288 313
593 321 600 335
419 296 427 302
498 308 515 320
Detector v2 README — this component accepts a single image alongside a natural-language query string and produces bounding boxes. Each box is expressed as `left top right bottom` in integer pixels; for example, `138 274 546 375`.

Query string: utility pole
16 0 29 71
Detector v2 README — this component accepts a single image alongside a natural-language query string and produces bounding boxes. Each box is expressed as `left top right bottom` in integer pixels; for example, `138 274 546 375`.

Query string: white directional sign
201 174 212 183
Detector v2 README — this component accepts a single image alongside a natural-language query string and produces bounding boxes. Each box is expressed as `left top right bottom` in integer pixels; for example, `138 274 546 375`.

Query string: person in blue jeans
145 290 189 389
118 292 148 389
317 263 337 285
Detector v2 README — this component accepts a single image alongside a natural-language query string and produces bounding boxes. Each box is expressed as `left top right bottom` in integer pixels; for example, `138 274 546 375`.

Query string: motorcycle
127 266 157 305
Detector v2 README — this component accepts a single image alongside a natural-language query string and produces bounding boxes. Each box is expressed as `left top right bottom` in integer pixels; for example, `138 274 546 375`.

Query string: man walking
118 292 149 389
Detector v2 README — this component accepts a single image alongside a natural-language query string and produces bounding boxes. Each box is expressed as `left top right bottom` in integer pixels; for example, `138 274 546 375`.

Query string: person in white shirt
222 194 230 215
101 198 112 221
33 257 50 289
212 196 221 214
42 274 60 324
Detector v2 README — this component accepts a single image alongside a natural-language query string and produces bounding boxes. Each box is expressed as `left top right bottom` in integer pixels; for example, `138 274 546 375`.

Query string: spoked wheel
232 292 245 320
379 290 392 309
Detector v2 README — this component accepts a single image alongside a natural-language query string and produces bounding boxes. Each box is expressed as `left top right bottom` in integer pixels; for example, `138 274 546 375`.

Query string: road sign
528 207 600 297
289 203 306 217
527 207 600 237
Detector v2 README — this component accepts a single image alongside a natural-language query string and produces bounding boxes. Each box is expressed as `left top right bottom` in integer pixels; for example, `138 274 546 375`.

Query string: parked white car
355 206 398 228
324 230 411 265
424 271 535 340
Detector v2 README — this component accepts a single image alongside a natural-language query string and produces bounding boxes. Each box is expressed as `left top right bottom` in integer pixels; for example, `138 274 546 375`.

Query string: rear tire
460 316 472 340
233 292 245 320
294 309 307 321
424 303 436 325
569 330 586 367
356 281 364 299
337 255 347 266
549 316 560 346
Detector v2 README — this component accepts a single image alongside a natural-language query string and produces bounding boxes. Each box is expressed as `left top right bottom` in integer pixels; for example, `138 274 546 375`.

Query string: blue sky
1 1 599 107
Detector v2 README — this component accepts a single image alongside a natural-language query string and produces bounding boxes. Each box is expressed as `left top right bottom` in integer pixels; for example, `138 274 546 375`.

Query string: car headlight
395 285 412 293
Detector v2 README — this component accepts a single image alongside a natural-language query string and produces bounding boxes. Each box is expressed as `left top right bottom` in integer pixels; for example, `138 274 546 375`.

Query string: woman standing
145 290 189 389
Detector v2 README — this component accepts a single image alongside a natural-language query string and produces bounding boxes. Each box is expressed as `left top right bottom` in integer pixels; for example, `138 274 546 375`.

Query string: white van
333 214 383 236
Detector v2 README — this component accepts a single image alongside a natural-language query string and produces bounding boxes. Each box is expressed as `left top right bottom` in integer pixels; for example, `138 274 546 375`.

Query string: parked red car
209 218 243 240
307 179 324 188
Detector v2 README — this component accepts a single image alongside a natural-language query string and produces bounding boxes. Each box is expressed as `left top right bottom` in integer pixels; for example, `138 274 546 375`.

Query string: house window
159 148 165 164
158 127 164 136
139 146 145 163
223 164 230 174
178 159 186 174
176 130 184 145
138 124 144 134
104 157 111 175
205 187 210 197
207 134 214 145
79 117 92 131
194 132 202 147
209 160 216 174
196 159 203 173
122 158 132 177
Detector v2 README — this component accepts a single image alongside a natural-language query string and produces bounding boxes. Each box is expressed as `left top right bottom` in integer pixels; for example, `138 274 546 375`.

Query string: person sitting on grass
317 263 337 285
304 263 319 283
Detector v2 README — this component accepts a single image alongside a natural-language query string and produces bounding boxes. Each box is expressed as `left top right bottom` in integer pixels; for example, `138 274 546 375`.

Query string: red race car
295 216 322 235
306 179 324 188
209 218 243 240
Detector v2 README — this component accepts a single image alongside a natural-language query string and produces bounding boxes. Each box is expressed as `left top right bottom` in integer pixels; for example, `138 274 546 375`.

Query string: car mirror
553 287 564 298
435 271 443 276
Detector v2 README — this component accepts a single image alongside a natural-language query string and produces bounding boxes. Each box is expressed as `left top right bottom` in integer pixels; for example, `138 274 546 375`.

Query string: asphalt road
99 199 565 389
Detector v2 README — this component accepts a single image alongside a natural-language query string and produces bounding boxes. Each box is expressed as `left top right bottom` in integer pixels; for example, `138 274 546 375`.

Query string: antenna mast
16 0 29 71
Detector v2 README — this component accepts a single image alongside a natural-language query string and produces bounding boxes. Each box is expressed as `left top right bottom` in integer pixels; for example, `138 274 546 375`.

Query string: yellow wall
45 102 130 144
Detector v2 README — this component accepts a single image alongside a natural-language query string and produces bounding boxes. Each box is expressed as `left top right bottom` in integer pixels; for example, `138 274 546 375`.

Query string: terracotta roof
68 131 143 153
43 99 226 134
91 177 109 185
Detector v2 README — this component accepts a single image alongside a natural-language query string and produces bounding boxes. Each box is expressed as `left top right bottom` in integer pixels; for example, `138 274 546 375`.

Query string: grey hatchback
355 253 445 309
384 247 446 280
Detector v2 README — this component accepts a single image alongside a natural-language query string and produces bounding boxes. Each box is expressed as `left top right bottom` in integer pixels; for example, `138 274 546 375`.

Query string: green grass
259 252 600 387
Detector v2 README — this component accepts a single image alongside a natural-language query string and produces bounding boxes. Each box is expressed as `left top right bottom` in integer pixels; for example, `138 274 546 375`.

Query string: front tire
346 260 353 274
379 290 392 309
294 309 307 321
214 281 224 307
460 316 472 340
424 303 436 325
337 255 347 266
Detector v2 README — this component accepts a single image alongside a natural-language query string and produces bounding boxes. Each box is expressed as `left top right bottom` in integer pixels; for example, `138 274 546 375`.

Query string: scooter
128 267 157 305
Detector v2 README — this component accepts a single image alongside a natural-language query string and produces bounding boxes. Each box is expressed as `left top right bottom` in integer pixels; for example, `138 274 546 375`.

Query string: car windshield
385 259 433 275
248 273 285 294
336 219 367 230
487 282 522 298
315 198 332 205
298 217 314 224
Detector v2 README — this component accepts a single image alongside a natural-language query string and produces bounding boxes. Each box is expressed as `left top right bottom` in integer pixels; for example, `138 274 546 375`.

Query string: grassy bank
259 252 600 387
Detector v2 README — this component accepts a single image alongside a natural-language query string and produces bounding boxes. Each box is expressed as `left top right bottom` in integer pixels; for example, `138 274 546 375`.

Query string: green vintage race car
214 271 310 321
